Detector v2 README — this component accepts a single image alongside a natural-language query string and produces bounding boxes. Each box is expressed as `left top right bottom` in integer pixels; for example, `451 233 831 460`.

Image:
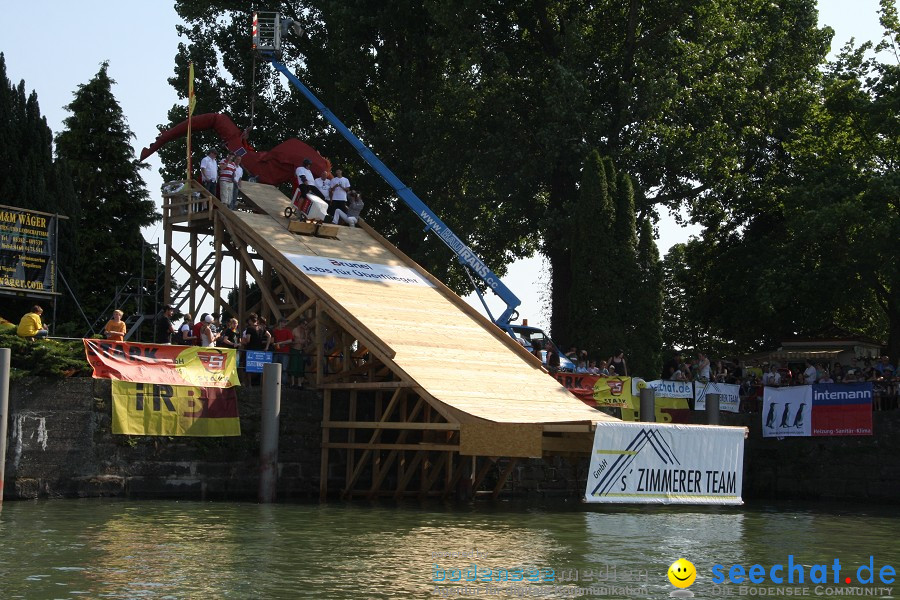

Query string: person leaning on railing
103 309 127 342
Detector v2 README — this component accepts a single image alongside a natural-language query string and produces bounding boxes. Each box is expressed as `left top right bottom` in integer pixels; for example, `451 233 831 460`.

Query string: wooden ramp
195 182 617 498
236 182 612 424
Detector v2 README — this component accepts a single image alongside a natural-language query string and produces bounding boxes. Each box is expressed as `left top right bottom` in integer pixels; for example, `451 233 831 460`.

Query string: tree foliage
566 150 614 351
159 1 828 335
783 1 900 358
55 63 161 327
631 217 663 377
565 152 663 375
0 54 80 329
662 1 899 359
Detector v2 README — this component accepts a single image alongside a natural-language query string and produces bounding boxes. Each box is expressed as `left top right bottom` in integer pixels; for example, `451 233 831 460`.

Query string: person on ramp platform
295 159 316 198
328 168 350 220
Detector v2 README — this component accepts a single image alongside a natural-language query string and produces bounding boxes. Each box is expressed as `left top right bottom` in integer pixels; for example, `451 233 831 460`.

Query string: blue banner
245 350 273 373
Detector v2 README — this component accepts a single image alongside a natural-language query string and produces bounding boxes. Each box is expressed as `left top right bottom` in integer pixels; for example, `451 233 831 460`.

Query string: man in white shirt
218 153 237 209
803 360 818 384
200 149 218 195
232 156 243 209
329 168 350 219
314 170 331 200
295 159 316 193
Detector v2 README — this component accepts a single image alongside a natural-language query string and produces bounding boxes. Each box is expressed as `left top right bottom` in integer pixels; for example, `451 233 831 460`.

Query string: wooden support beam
471 456 496 492
261 259 272 322
164 219 173 303
213 212 223 318
315 301 324 386
341 388 406 497
373 392 382 487
224 232 282 318
286 296 316 323
366 397 425 499
323 421 459 431
189 231 197 316
491 458 519 500
420 451 450 499
319 381 409 390
346 390 357 490
325 442 458 452
394 451 427 499
442 453 465 500
238 258 247 319
169 251 238 318
319 389 332 502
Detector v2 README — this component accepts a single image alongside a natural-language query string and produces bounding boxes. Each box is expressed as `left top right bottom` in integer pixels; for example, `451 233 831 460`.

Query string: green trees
55 63 161 327
0 54 79 326
660 1 899 359
158 0 830 362
783 3 900 358
565 151 663 375
631 218 664 377
566 150 614 351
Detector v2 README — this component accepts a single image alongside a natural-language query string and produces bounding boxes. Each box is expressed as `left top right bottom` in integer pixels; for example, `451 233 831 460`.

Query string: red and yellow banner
84 340 240 388
112 381 240 436
593 377 638 409
555 373 638 409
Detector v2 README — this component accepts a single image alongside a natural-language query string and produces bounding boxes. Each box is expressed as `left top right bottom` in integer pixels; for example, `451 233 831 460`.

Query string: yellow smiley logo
668 558 696 588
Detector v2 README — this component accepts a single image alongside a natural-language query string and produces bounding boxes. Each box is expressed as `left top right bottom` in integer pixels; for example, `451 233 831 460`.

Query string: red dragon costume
139 113 332 188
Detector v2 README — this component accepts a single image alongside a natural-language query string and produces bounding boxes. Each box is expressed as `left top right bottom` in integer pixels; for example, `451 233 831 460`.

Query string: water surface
0 499 897 599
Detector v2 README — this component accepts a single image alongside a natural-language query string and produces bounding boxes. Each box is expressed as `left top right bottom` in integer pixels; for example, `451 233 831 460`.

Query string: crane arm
264 56 521 326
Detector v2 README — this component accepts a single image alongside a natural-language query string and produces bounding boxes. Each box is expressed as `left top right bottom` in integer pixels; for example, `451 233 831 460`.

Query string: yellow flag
188 62 196 116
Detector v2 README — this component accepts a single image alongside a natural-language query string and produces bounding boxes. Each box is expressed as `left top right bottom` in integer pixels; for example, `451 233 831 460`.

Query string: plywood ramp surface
233 183 616 425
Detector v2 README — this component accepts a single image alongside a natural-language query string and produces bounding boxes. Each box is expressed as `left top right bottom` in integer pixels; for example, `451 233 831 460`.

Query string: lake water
0 499 898 599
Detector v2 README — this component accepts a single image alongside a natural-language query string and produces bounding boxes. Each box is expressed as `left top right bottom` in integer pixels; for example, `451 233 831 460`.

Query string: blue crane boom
252 12 521 328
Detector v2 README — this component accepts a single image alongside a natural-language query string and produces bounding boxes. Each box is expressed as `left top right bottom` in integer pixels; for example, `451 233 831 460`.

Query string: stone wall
718 411 900 503
3 378 899 503
4 377 323 501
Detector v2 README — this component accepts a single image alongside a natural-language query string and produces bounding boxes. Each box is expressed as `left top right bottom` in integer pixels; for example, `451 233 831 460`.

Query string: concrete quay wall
3 378 898 503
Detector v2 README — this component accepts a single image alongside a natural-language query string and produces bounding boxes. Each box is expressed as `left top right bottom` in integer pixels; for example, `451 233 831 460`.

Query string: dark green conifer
631 217 664 377
55 62 160 322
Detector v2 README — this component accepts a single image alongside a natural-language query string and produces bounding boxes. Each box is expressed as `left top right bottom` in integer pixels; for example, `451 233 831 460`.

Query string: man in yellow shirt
17 305 49 340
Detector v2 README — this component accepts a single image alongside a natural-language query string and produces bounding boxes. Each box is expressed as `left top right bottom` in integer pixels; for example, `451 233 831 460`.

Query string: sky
1 0 886 331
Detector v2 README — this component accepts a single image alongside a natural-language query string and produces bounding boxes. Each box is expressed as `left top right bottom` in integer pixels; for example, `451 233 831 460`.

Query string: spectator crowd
196 148 366 226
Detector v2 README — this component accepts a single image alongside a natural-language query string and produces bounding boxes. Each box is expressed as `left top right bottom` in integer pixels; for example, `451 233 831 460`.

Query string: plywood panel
460 422 543 458
226 185 615 426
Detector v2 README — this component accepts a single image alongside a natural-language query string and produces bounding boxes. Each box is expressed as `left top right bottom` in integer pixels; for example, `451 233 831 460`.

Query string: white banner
643 379 694 399
283 253 435 287
762 386 812 437
694 382 741 412
585 422 745 505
